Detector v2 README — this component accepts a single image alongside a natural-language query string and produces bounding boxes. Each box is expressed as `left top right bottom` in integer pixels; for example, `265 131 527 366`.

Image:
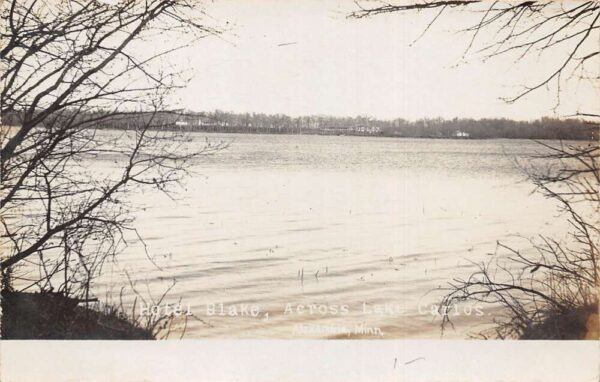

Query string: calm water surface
96 133 575 338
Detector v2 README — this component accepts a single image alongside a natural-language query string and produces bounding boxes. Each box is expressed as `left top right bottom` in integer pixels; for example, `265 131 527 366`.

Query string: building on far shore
354 126 382 135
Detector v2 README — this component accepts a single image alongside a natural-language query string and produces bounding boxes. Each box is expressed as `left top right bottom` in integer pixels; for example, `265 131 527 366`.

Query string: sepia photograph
0 0 599 380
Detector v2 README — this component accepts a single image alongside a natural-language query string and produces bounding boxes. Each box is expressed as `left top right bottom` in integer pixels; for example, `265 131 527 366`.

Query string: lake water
94 133 576 338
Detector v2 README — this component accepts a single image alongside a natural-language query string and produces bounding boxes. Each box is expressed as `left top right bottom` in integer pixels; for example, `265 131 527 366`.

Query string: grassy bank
520 304 599 340
1 291 154 340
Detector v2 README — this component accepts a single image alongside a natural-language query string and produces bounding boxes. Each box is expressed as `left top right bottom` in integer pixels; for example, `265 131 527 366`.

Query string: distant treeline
2 109 597 140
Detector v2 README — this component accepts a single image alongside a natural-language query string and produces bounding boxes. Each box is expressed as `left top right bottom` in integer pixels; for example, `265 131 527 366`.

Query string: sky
166 0 599 121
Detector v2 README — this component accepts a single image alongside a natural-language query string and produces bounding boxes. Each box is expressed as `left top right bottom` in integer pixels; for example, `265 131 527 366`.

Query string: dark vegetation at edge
1 290 154 340
519 303 598 340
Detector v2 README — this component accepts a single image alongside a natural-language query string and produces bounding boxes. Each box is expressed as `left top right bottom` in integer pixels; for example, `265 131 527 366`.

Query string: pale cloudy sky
169 0 598 121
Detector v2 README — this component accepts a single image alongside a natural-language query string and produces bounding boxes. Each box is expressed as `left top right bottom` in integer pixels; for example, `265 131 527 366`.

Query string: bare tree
0 0 224 303
350 1 599 111
440 141 599 338
350 1 599 338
